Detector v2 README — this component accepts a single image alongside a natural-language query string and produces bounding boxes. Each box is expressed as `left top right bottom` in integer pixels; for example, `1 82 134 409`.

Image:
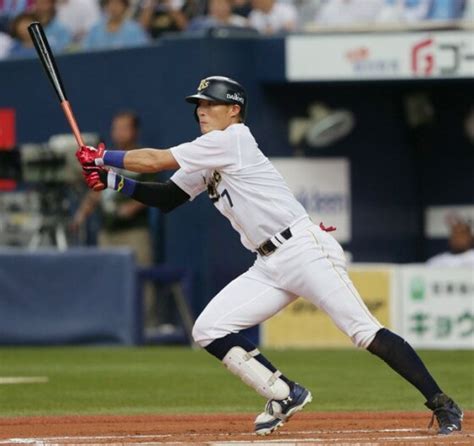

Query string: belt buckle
258 241 274 256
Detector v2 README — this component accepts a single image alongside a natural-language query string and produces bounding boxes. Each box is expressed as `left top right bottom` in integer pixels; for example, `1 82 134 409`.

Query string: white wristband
107 170 117 189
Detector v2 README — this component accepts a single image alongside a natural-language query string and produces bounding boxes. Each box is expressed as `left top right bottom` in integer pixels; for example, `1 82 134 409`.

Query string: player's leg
192 270 312 435
193 275 296 400
366 328 463 434
271 224 462 434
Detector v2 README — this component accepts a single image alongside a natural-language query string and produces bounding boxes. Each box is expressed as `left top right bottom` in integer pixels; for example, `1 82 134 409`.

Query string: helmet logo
198 79 209 91
226 93 244 104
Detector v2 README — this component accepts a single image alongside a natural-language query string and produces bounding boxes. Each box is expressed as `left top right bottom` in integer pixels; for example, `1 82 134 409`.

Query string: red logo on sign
346 47 369 63
411 38 434 75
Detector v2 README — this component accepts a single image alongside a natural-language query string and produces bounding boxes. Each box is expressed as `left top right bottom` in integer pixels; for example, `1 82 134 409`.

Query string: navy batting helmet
186 76 247 122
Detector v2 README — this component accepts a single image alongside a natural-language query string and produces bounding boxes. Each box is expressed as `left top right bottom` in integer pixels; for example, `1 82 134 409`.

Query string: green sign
410 277 426 301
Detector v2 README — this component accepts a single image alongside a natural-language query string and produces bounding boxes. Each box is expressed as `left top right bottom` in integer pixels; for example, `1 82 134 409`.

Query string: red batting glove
76 142 106 166
82 165 108 191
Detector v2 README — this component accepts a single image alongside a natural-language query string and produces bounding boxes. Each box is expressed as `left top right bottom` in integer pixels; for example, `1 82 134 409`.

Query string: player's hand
82 165 108 191
76 142 106 166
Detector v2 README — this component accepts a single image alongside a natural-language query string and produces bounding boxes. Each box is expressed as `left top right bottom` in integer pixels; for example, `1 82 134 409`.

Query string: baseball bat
27 22 84 148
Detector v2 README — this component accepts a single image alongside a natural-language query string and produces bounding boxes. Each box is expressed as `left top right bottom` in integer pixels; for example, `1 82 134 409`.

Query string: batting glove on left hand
76 142 106 167
82 165 108 191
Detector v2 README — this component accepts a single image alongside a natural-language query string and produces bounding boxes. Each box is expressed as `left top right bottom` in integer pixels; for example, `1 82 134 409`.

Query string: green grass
0 347 472 417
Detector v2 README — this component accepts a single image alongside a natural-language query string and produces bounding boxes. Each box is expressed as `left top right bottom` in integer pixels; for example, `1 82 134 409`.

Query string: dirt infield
0 412 472 445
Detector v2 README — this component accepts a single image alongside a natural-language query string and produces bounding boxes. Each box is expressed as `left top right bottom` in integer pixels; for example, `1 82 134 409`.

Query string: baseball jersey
169 123 307 252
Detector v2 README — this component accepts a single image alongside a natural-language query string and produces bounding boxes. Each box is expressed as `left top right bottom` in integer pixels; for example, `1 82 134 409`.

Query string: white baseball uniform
170 123 382 348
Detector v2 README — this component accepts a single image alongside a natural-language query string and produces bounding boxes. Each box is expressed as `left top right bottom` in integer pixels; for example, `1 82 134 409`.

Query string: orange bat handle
61 100 84 147
61 101 104 191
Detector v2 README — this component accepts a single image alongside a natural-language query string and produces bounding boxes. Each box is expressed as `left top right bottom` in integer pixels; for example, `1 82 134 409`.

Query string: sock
367 328 442 401
205 332 295 390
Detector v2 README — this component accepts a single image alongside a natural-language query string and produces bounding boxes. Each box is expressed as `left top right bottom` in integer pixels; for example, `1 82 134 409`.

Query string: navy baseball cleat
425 393 463 435
254 383 312 436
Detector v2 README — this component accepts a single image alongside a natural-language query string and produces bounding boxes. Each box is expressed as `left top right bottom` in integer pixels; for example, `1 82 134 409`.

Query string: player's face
197 100 240 134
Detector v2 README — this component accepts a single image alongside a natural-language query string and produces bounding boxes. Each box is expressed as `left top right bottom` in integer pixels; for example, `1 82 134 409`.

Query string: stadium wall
0 35 472 344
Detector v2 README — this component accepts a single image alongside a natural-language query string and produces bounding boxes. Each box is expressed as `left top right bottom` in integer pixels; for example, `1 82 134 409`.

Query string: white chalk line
0 428 421 442
1 438 470 446
0 377 48 385
0 435 169 445
1 428 469 445
212 435 472 444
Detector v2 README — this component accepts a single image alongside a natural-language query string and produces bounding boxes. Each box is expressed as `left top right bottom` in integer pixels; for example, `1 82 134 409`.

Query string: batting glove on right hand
76 142 106 167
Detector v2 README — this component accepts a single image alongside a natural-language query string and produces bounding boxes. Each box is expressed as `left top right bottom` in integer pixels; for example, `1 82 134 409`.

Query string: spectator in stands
232 0 253 17
83 0 149 50
56 0 101 44
427 217 474 267
248 0 298 34
72 111 157 325
464 0 474 20
137 0 189 39
32 0 72 52
187 0 248 31
0 0 34 33
297 0 323 29
0 31 13 59
7 12 37 58
426 0 466 20
314 0 384 26
377 0 431 23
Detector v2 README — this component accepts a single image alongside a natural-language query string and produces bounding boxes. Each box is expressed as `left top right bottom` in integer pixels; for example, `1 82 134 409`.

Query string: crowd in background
0 0 472 59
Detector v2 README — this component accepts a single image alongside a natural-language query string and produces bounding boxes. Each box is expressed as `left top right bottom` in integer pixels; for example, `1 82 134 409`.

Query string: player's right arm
76 128 237 175
82 167 190 213
122 148 179 172
76 144 179 173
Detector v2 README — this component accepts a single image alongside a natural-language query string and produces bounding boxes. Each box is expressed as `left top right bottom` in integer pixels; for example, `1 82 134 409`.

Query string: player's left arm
81 166 190 213
76 144 180 173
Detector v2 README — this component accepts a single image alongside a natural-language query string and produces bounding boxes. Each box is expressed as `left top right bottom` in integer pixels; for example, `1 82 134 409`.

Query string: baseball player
76 76 463 436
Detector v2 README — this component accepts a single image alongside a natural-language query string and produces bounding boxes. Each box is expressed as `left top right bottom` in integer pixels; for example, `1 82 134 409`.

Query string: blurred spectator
232 0 252 17
465 107 474 145
427 217 474 267
7 12 37 58
377 0 431 23
0 0 34 33
56 0 101 43
72 111 157 324
426 0 466 20
464 0 474 20
83 0 148 50
32 0 72 52
137 0 188 38
297 0 323 29
0 31 13 59
187 0 247 31
315 0 384 26
248 0 298 34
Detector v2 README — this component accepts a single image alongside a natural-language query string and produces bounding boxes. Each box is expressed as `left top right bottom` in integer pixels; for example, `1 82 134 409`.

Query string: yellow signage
262 268 392 348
